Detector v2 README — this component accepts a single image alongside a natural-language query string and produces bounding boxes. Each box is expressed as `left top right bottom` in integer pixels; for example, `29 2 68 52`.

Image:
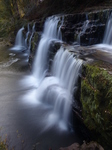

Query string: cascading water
10 27 26 51
28 23 35 52
25 24 30 48
35 47 82 130
58 16 64 40
103 13 112 45
94 12 112 52
21 16 82 130
51 48 82 92
32 16 62 85
77 20 89 44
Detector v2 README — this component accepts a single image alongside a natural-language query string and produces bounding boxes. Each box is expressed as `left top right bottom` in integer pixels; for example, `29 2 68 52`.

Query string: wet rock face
35 21 44 31
25 9 111 55
61 13 87 43
80 23 105 45
28 32 41 69
61 9 111 45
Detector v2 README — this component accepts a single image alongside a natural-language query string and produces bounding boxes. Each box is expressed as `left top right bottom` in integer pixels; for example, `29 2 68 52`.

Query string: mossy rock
88 9 111 24
31 32 38 53
81 63 112 150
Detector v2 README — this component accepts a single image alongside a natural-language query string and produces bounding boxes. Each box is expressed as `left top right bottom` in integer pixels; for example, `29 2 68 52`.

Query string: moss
28 32 39 68
31 32 38 53
74 33 78 41
81 64 112 149
88 9 110 24
0 134 14 150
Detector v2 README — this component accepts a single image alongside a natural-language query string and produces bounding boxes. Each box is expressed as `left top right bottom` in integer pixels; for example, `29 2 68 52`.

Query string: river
0 45 84 150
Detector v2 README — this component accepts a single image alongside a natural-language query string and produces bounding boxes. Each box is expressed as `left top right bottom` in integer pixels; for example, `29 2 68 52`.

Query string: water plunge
94 12 112 52
10 27 26 51
103 13 112 45
32 16 62 84
51 48 82 93
21 15 82 130
36 47 82 130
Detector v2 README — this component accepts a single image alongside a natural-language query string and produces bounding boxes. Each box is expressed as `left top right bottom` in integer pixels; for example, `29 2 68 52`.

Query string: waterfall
32 16 62 85
10 27 26 51
77 20 89 44
103 13 112 45
51 48 82 92
58 16 64 40
94 12 112 52
36 47 82 129
25 24 30 48
21 16 82 130
28 23 35 52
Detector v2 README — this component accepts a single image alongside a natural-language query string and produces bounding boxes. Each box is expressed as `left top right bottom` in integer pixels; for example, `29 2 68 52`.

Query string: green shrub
81 64 112 149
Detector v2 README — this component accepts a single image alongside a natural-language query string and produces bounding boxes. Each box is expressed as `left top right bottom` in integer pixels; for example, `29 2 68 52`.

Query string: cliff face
26 0 112 20
61 9 110 45
27 9 111 51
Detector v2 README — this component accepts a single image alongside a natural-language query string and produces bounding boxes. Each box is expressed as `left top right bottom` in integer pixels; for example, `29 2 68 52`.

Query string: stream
0 45 83 150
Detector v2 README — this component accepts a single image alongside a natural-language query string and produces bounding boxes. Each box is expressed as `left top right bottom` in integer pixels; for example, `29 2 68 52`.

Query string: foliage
0 128 27 150
0 135 14 150
0 0 39 38
81 64 112 150
0 139 8 150
18 0 39 16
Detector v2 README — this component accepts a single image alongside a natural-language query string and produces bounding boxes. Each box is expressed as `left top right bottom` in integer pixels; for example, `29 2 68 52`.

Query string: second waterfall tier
36 47 82 130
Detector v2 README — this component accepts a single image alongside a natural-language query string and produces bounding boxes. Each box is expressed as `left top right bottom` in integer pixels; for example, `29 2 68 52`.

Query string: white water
94 13 112 53
58 16 64 40
28 23 35 52
77 20 89 44
25 24 30 48
22 47 82 130
32 16 62 85
10 27 26 51
103 13 112 45
36 47 82 130
21 16 82 130
51 48 82 92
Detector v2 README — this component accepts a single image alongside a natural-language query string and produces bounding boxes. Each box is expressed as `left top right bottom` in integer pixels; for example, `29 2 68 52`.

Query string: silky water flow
21 16 82 131
10 27 26 51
